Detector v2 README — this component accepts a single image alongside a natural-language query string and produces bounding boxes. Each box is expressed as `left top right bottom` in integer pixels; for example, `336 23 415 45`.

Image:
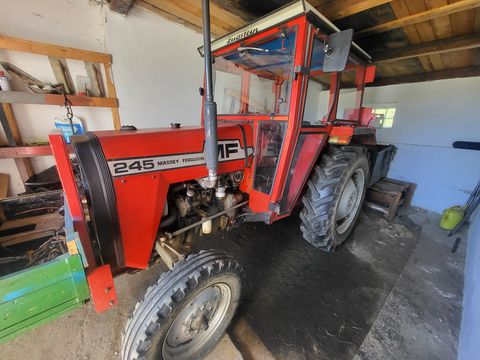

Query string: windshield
213 28 296 115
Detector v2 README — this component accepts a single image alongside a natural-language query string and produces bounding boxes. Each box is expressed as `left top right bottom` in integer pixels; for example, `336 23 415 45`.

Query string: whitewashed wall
364 77 480 213
0 0 111 195
105 6 203 129
0 2 204 196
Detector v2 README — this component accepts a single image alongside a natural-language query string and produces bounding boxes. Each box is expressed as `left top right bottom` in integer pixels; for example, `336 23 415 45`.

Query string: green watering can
440 205 465 230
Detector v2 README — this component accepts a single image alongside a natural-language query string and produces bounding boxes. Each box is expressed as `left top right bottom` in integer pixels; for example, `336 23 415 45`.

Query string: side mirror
323 29 354 73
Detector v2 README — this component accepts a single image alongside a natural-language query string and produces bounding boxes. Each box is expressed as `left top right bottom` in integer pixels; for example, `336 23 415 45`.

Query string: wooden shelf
0 33 120 177
0 91 118 108
0 145 73 159
0 35 112 64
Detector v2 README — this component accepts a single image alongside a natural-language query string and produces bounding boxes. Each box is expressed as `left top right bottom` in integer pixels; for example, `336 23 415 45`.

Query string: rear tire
300 146 369 251
122 250 244 360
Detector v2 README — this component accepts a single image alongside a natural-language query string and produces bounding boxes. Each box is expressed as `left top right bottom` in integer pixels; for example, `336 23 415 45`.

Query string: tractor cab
201 1 376 220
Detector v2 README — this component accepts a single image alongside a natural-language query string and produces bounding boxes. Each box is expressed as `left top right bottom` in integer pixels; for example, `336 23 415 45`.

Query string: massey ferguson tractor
46 1 380 359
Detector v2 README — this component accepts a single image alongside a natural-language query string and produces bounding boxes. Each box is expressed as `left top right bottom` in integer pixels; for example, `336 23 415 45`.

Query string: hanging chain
62 90 75 135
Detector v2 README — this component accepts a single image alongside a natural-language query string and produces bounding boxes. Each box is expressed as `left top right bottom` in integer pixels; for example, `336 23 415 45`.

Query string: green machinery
0 192 90 343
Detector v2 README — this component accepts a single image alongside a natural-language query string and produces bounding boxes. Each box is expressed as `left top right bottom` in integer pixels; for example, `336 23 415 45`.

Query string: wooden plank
404 0 445 71
0 173 7 222
48 57 76 95
373 32 480 62
0 213 63 246
104 63 122 129
0 91 117 108
13 159 34 183
0 146 53 159
427 0 452 40
390 0 434 72
230 318 276 360
137 0 202 34
368 65 480 86
356 0 480 37
85 62 105 98
109 0 135 15
0 104 17 147
443 0 477 68
0 145 74 159
186 0 244 29
0 173 8 199
210 0 256 22
140 0 231 36
0 34 112 64
0 104 34 182
313 0 393 20
425 0 452 71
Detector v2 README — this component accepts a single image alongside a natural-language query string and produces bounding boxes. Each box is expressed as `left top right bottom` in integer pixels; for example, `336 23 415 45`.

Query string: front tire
122 250 244 360
300 146 369 251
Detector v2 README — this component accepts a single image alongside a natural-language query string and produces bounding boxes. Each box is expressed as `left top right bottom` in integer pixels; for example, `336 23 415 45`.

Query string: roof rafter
369 66 480 86
356 0 480 37
137 0 238 36
313 0 393 20
373 32 480 63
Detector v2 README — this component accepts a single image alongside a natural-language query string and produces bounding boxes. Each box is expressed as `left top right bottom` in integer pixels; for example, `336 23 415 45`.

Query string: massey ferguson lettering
108 140 253 176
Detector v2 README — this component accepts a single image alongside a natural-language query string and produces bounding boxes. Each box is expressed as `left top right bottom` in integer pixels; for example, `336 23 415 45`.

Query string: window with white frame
368 104 398 128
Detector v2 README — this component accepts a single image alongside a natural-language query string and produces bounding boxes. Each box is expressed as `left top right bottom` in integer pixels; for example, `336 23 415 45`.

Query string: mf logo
218 141 239 160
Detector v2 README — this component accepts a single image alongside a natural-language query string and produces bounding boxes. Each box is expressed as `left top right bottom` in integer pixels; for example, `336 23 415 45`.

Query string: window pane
214 71 242 114
253 122 287 194
248 75 275 113
213 28 296 115
304 77 330 124
386 108 396 119
336 71 360 120
383 118 394 128
371 106 397 128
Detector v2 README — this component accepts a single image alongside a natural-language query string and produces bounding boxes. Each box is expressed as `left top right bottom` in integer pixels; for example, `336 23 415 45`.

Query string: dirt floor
0 208 465 360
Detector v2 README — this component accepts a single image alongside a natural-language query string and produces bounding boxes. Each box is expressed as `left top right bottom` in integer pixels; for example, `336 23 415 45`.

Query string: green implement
0 253 89 343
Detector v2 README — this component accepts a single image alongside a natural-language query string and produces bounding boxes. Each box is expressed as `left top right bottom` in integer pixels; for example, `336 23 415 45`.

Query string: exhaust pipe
201 0 218 188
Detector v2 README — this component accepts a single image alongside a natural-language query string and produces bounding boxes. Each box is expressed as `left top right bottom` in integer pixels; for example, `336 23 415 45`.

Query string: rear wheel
122 250 244 360
300 146 369 251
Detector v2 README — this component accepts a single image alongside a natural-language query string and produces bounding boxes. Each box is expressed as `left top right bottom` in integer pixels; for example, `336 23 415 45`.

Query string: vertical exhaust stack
201 0 218 188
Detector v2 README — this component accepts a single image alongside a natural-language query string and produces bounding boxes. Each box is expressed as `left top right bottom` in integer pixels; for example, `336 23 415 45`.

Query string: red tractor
49 1 380 359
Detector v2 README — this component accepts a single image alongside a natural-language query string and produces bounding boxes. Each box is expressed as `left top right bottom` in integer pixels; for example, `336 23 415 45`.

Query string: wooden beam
104 63 122 129
49 57 76 95
139 0 234 36
109 0 135 15
315 0 393 20
0 91 118 108
0 34 112 63
356 0 480 37
373 32 480 63
368 66 480 86
211 0 256 22
0 104 19 147
137 0 202 34
0 104 34 182
0 145 57 159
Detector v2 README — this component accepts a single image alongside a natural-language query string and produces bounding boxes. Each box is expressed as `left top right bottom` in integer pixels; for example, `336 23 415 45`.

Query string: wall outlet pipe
201 0 218 188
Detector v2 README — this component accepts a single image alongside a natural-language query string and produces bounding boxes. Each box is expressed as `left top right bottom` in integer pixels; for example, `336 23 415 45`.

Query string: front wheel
300 145 369 251
122 250 244 360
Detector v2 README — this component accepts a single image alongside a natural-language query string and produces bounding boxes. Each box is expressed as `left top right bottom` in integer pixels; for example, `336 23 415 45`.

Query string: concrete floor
0 208 465 360
0 258 242 360
355 209 466 360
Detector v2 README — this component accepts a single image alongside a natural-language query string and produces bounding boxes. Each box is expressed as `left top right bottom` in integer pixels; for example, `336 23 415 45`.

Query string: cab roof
198 0 371 62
